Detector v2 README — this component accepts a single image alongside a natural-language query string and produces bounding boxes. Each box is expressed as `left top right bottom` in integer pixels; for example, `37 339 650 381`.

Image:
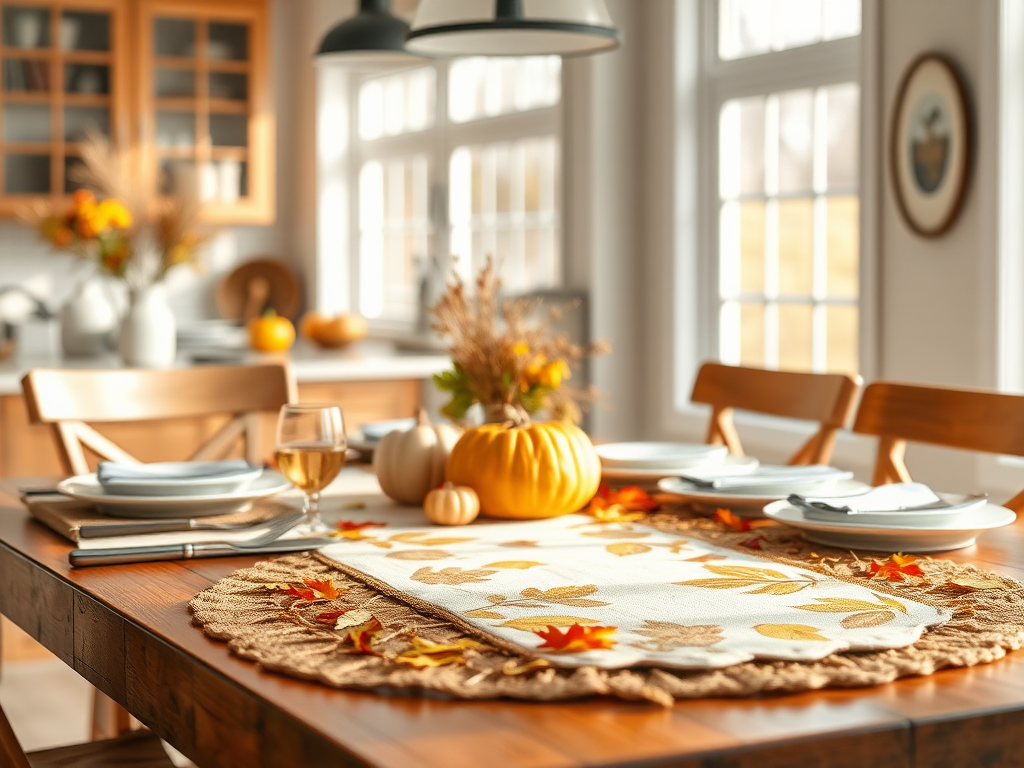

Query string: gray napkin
97 460 255 483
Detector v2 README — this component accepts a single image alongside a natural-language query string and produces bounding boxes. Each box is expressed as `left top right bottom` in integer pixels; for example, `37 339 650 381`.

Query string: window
710 0 861 374
352 57 562 324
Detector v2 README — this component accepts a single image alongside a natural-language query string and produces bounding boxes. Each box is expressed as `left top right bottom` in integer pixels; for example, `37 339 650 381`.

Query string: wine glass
275 404 347 533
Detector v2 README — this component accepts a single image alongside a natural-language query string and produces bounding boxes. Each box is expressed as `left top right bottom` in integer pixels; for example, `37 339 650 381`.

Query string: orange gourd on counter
445 420 601 519
301 312 368 349
248 311 295 352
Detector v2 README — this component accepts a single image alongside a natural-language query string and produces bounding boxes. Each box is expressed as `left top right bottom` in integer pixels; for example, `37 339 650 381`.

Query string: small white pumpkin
424 483 480 526
374 409 462 505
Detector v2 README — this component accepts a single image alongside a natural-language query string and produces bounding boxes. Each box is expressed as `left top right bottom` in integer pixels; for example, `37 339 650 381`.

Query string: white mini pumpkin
373 409 461 505
424 483 480 526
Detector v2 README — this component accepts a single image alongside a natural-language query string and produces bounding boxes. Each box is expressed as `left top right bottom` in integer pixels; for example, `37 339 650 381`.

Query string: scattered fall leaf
868 553 925 582
501 658 554 676
947 576 1004 591
346 618 384 654
753 623 829 642
739 535 765 550
333 609 374 631
605 542 652 557
330 530 377 541
484 561 546 569
304 578 341 600
394 637 483 668
314 609 345 626
336 520 385 531
534 623 617 653
714 508 751 531
264 582 315 601
586 485 660 522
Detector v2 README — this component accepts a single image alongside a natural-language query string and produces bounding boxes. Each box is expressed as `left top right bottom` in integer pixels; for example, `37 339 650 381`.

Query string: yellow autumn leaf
840 610 895 629
501 658 554 676
754 623 829 641
394 637 483 668
581 530 652 539
947 576 1004 591
499 615 601 632
484 561 546 569
386 550 453 561
605 542 652 557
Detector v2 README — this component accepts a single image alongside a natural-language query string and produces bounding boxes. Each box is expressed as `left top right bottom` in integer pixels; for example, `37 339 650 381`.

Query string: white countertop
0 340 451 396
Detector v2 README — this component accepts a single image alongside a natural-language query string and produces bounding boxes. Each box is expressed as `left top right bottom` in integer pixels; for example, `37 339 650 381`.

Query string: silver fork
68 510 329 567
78 502 299 538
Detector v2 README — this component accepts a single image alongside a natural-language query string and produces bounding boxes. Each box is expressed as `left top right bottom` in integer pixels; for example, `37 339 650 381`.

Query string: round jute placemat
189 515 1024 706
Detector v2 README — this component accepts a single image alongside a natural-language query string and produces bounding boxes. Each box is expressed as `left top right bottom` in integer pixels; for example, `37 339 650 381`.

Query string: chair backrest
853 381 1024 511
0 701 30 768
691 362 863 465
22 363 296 475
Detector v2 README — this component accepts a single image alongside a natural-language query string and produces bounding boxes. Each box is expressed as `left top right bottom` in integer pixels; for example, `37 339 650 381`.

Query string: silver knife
69 537 335 567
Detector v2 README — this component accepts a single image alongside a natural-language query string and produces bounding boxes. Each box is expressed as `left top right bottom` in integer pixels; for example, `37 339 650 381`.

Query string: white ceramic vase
60 278 117 358
118 284 176 368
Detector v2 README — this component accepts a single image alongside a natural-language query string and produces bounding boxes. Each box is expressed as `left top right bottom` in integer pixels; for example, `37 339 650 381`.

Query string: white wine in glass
276 404 346 532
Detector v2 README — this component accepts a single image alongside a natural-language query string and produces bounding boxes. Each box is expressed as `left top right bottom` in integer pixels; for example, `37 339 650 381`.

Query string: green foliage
433 364 477 421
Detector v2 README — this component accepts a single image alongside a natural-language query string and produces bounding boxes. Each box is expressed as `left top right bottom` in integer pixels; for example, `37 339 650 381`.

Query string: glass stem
304 490 323 529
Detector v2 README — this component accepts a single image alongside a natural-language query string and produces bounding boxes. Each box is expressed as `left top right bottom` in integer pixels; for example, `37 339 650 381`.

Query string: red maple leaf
587 485 660 522
314 610 345 625
868 553 925 582
739 535 764 550
347 618 384 654
336 521 387 531
533 624 617 653
303 578 341 600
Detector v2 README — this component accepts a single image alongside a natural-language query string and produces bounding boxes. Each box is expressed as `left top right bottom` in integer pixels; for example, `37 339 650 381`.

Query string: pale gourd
374 410 462 505
423 483 480 526
446 420 601 519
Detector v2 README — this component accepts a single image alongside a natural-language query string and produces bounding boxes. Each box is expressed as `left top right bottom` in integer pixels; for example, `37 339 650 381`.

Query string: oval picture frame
889 54 972 238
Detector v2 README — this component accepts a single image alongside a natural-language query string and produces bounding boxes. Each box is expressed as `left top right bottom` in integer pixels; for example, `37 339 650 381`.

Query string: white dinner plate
602 455 758 481
57 470 293 518
763 499 1017 552
99 464 264 497
657 477 872 518
596 442 729 470
359 418 417 441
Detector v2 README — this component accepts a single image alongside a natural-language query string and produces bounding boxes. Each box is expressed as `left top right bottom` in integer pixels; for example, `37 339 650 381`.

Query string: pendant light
315 0 421 68
405 0 621 57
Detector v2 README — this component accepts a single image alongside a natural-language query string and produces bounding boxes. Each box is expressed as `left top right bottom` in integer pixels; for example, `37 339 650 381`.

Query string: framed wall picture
889 54 972 238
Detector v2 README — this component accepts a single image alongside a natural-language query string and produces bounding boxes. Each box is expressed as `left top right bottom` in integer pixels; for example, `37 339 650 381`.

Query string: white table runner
318 493 950 670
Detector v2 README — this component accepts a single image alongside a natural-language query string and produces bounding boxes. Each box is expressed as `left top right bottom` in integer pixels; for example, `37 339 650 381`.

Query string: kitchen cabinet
0 0 273 224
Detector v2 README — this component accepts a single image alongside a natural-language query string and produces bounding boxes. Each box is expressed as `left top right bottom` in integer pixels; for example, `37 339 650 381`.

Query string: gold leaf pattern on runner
685 554 728 563
795 597 900 614
841 610 896 629
754 624 829 642
522 585 610 607
500 540 539 547
499 615 600 632
484 561 546 569
386 550 453 561
677 563 816 594
388 532 477 546
581 530 652 540
606 543 652 557
486 595 507 604
464 609 505 619
631 620 724 651
410 567 497 585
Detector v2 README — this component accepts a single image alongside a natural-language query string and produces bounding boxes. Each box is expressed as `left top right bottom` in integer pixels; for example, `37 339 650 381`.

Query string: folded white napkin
803 482 941 512
97 460 255 483
682 464 853 491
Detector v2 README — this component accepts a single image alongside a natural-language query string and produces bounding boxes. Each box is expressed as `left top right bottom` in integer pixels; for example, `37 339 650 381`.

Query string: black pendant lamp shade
406 0 621 57
315 0 420 67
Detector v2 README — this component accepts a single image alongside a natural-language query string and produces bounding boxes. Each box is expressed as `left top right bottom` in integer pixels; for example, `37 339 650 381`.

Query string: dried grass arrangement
430 258 609 426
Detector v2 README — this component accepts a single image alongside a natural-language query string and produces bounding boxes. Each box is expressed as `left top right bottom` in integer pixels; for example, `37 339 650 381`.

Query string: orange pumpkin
301 312 368 349
445 420 601 519
248 312 295 352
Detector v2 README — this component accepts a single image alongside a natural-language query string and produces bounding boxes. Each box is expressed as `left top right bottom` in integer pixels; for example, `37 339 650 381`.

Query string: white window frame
346 60 562 333
653 0 879 465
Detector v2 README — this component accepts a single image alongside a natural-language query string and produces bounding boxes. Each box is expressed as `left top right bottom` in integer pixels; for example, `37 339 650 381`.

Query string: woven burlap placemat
189 515 1024 706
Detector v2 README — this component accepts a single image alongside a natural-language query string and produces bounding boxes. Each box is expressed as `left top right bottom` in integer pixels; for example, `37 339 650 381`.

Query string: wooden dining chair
691 362 863 465
853 381 1024 512
0 699 174 767
21 363 296 475
19 363 296 744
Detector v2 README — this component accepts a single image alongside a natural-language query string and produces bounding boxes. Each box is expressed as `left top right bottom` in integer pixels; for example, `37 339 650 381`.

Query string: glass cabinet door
0 1 123 200
143 1 271 224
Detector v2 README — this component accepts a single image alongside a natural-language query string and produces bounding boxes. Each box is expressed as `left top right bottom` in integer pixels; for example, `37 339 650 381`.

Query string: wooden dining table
3 479 1024 768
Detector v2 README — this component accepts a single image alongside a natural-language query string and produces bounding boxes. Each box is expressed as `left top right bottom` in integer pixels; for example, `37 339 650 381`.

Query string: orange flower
72 189 96 207
587 485 660 522
53 226 73 248
714 508 751 532
534 624 617 653
868 553 925 582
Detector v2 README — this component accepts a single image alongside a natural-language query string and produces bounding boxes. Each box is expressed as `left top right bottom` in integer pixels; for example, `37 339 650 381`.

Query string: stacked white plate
764 482 1016 552
595 442 754 480
59 461 292 518
658 465 869 518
